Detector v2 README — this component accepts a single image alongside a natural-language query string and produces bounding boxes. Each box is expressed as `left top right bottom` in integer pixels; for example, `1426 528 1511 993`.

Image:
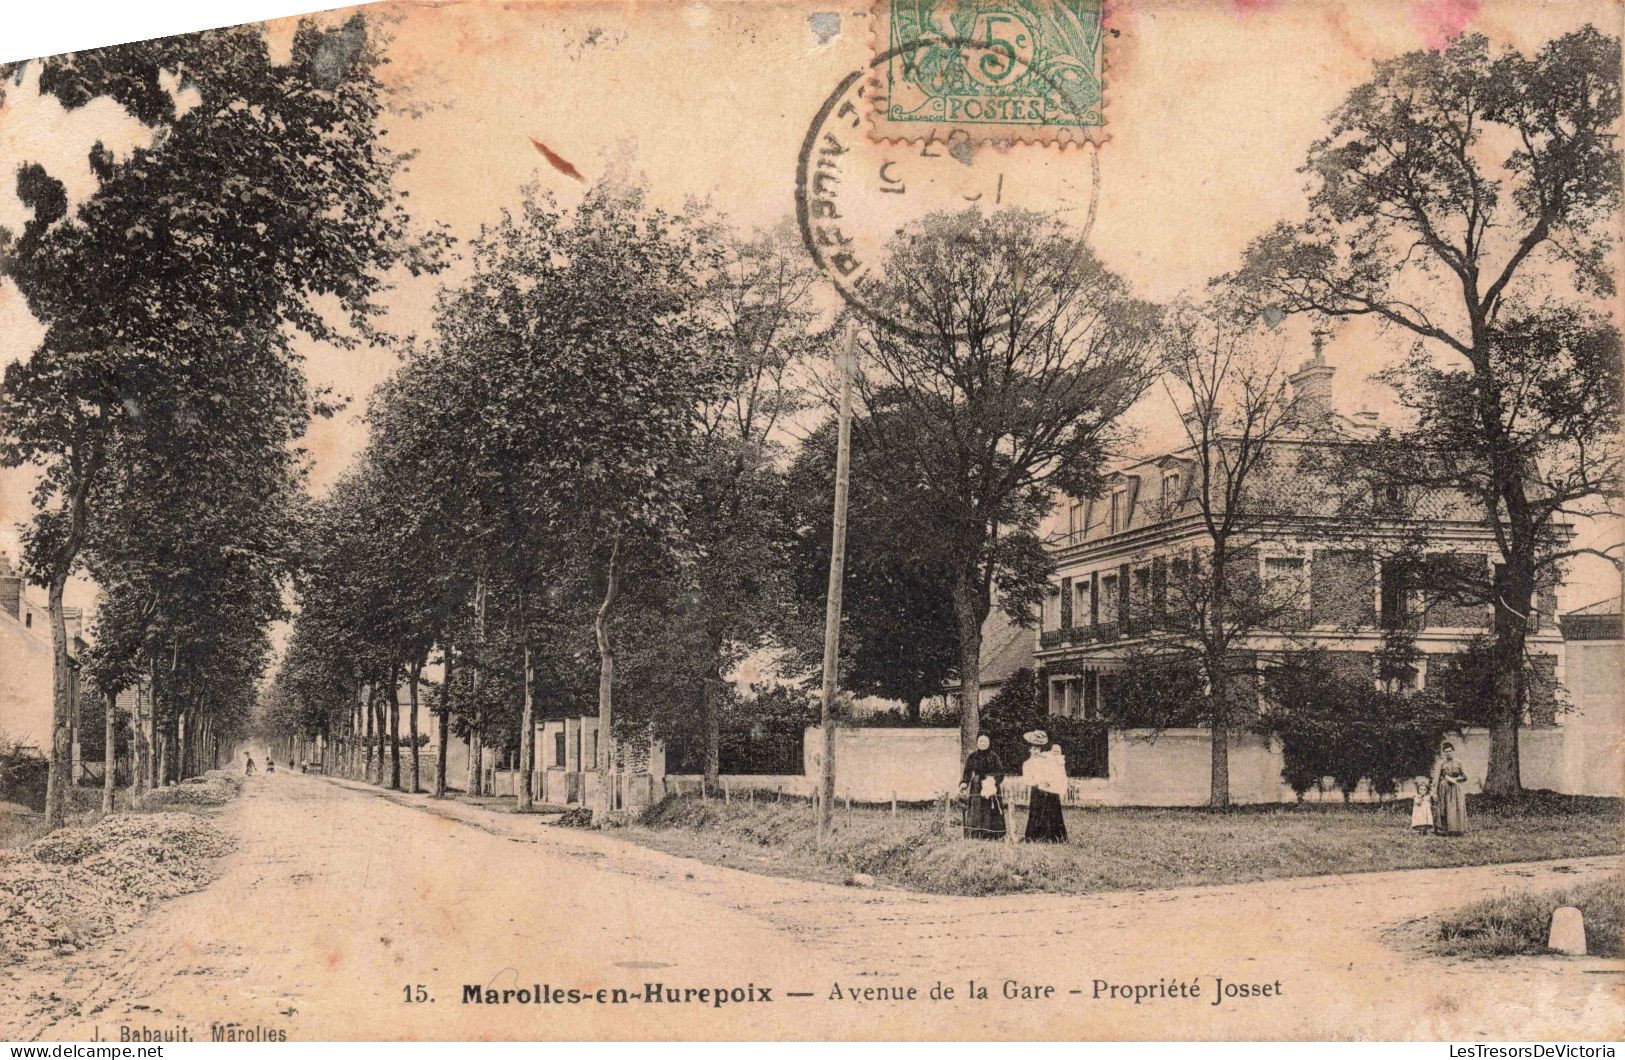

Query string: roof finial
1310 325 1330 365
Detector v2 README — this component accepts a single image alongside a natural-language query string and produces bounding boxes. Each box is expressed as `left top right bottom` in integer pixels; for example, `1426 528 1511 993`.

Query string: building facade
0 553 86 769
1558 596 1624 796
1028 351 1577 800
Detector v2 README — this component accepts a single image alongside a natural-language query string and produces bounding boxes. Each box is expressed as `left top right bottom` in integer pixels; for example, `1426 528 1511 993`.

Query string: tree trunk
102 691 117 814
468 576 486 797
950 572 986 759
467 718 482 797
435 636 452 799
702 676 723 791
130 697 147 797
906 694 923 724
408 658 422 794
374 689 388 785
388 669 402 791
517 642 535 812
363 686 375 782
146 693 159 790
594 537 621 818
1483 564 1533 795
1208 679 1230 810
43 575 75 829
1207 548 1232 810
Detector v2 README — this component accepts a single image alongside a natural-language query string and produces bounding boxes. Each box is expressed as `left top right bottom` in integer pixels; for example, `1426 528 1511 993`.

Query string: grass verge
624 790 1622 897
1431 874 1623 957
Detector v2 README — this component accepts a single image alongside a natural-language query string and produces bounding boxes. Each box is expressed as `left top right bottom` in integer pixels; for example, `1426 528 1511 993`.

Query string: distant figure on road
266 758 275 774
244 755 256 776
1021 731 1068 843
959 734 1006 841
1433 743 1469 836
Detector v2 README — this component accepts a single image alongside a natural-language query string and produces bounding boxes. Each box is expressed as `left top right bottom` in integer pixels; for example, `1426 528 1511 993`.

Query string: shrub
853 705 959 727
666 683 815 775
1097 652 1207 730
981 669 1107 778
0 741 49 813
1259 651 1458 798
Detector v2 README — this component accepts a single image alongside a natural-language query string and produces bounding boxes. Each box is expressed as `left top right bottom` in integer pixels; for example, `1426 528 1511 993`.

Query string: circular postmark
795 40 1100 338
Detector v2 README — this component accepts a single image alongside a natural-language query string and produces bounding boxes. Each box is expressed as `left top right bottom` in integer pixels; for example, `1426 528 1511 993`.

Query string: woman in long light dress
1020 731 1068 843
1433 742 1469 836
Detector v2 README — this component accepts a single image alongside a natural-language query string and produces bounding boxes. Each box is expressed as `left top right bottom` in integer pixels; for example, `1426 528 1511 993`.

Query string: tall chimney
1288 329 1336 422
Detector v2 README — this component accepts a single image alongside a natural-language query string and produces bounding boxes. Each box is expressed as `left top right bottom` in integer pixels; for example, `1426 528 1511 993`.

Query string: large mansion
1035 350 1564 735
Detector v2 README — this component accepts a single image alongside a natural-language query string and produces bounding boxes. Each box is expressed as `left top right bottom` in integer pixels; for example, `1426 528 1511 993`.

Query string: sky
0 0 1620 616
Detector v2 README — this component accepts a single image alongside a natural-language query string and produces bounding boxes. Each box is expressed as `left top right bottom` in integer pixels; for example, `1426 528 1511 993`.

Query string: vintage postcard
0 0 1621 1045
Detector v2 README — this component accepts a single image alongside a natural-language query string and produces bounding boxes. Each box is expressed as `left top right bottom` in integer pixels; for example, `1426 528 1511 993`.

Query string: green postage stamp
871 0 1105 143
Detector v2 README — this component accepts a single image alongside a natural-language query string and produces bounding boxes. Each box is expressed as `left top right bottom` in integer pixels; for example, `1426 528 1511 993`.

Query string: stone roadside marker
1548 906 1587 956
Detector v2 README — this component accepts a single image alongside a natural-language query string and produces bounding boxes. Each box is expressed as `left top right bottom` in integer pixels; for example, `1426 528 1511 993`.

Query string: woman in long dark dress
1021 731 1068 843
960 735 1006 840
1434 742 1469 835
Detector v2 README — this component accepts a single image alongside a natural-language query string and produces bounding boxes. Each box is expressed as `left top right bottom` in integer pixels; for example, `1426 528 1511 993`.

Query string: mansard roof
1049 417 1485 552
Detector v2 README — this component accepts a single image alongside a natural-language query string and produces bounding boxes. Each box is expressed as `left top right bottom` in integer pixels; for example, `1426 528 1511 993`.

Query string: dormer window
1162 472 1181 505
1068 500 1086 540
1109 490 1126 534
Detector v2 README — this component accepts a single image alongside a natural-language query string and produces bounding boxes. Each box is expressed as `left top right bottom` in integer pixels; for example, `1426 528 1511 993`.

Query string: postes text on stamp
870 0 1105 144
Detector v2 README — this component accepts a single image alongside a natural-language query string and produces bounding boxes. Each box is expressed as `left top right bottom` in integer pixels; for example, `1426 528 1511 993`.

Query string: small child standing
1410 776 1434 834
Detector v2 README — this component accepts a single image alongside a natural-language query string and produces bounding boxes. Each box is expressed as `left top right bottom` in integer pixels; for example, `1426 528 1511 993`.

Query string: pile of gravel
0 807 237 958
28 811 233 864
140 770 241 808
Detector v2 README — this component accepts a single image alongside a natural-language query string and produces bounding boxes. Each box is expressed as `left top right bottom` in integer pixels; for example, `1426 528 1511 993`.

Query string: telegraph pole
817 322 856 844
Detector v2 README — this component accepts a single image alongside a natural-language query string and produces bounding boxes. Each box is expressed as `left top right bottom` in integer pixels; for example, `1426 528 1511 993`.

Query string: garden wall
1093 730 1286 805
786 723 1586 806
482 719 1590 809
663 774 812 798
804 726 963 802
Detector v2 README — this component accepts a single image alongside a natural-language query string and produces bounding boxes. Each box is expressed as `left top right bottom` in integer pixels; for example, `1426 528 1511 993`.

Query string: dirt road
4 773 1619 1041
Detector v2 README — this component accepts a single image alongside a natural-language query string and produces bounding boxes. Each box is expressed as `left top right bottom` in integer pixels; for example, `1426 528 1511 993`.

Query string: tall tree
787 416 960 722
0 14 445 827
1230 28 1622 793
1099 308 1307 807
682 227 820 785
857 207 1160 755
432 181 721 814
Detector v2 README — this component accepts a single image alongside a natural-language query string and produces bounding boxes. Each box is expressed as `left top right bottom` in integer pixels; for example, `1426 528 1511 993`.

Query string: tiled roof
942 608 1035 693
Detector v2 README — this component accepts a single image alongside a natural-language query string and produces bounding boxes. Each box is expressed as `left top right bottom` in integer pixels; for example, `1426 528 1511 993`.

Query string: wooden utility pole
817 322 857 844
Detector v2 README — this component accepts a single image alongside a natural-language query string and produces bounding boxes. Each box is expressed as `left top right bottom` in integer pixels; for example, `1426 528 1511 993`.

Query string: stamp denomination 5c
870 0 1105 144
